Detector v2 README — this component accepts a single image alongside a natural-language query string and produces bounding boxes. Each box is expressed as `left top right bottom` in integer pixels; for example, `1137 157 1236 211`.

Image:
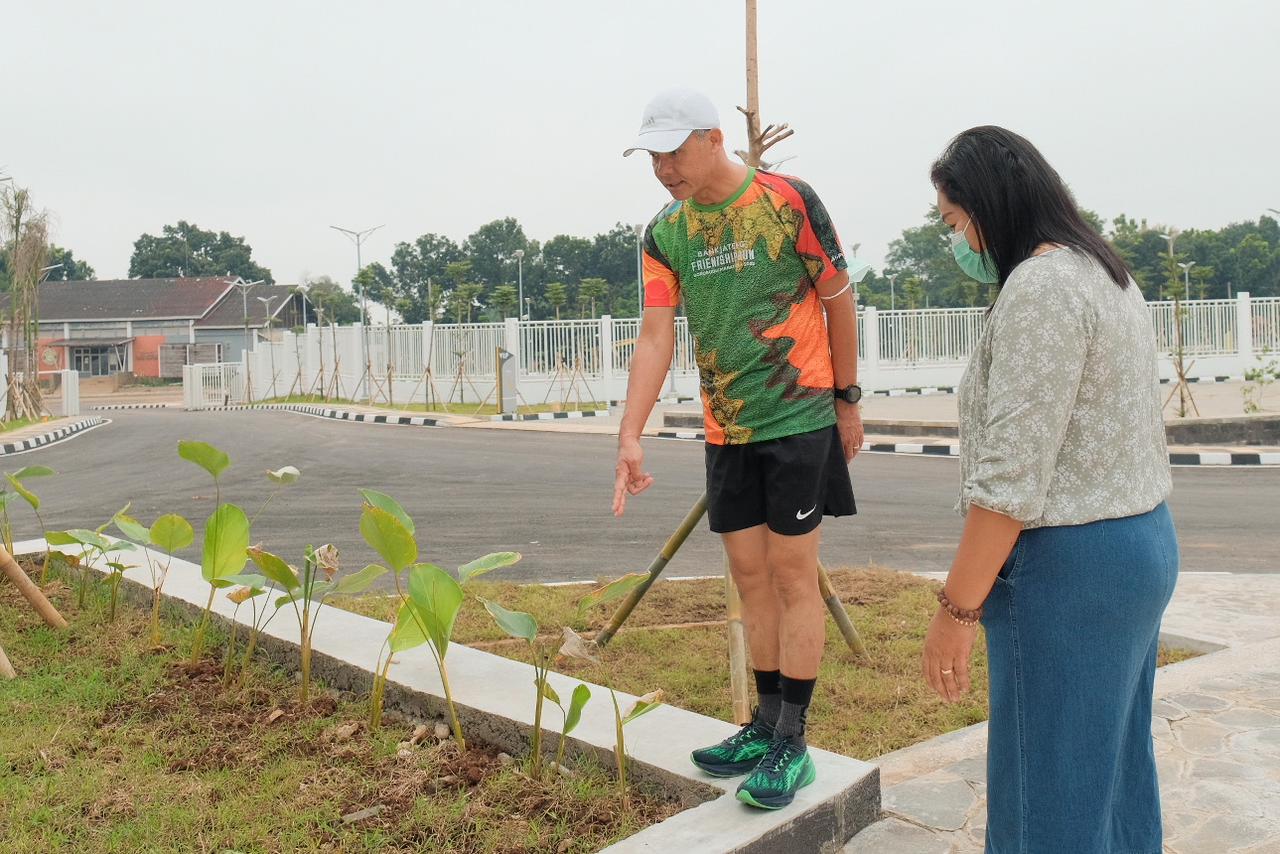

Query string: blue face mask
948 218 999 284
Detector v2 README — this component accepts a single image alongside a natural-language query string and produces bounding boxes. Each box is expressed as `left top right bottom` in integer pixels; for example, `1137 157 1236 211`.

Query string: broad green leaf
106 540 137 552
201 504 250 583
360 489 415 535
64 528 112 552
44 530 79 546
10 465 54 480
407 563 464 659
149 514 194 552
328 564 388 596
389 600 429 653
457 551 521 585
178 440 230 479
6 474 39 511
564 684 591 735
575 572 649 621
541 681 561 707
274 592 295 611
483 598 538 642
621 689 665 726
113 511 151 543
307 581 333 602
359 504 417 572
248 546 300 591
266 465 300 485
223 573 267 590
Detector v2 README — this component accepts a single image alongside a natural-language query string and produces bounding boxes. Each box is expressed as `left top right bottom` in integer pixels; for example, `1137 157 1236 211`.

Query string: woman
921 126 1177 853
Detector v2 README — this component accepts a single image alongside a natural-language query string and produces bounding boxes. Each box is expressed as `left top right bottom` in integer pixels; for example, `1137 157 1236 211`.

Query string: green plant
44 525 137 618
251 543 386 703
558 572 663 800
552 683 592 773
230 569 284 687
1243 351 1279 413
222 575 268 687
0 465 55 573
482 598 553 777
358 489 519 744
113 507 195 646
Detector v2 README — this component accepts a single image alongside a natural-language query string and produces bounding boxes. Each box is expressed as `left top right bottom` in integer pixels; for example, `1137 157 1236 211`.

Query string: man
612 87 863 810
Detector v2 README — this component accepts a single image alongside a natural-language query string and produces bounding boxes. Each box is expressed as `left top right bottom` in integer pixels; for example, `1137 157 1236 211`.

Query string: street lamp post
231 278 263 401
256 294 278 399
330 224 383 401
634 223 645 316
886 272 898 312
1177 261 1196 303
513 249 525 320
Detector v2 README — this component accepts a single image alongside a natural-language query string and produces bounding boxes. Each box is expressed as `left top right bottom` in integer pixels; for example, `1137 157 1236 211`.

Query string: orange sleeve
642 227 680 307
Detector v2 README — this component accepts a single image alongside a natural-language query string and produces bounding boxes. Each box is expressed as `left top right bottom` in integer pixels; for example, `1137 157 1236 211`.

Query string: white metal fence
181 293 1280 409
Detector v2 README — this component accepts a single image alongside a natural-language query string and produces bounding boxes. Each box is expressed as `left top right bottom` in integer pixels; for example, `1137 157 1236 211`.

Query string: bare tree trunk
735 0 794 169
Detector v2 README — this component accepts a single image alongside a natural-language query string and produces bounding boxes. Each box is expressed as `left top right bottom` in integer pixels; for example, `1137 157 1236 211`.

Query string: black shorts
705 425 856 536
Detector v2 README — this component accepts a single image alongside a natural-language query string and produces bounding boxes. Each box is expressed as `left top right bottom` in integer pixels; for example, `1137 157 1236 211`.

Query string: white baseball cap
623 87 720 157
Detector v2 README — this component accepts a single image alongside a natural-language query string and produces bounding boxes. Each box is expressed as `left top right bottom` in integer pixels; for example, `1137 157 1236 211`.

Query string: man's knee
729 555 771 595
768 561 819 607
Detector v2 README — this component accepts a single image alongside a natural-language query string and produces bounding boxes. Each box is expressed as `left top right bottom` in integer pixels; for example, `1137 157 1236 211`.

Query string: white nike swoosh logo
796 505 817 520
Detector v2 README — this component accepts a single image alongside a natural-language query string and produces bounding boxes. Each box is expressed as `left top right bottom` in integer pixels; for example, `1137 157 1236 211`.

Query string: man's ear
707 128 724 148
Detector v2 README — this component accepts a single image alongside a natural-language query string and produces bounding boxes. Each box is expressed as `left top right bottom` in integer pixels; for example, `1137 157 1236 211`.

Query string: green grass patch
336 567 1201 760
0 416 41 433
255 394 609 417
0 561 679 853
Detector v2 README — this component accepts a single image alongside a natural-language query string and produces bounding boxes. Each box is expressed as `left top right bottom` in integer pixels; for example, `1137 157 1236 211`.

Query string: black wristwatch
834 384 862 404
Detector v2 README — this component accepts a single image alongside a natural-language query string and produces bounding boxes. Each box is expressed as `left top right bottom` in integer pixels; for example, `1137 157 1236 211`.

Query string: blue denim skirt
982 502 1178 854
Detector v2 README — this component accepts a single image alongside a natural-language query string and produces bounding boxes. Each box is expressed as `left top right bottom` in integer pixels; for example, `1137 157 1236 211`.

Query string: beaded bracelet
936 588 983 626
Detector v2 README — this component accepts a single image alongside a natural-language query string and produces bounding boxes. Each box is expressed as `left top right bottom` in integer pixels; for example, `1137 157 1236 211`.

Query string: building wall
130 335 167 378
196 329 255 362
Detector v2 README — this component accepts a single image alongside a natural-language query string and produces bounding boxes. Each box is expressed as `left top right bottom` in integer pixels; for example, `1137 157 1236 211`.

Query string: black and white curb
91 402 173 410
0 416 107 456
1159 375 1244 385
194 403 438 427
653 432 1280 466
870 386 956 397
489 409 609 422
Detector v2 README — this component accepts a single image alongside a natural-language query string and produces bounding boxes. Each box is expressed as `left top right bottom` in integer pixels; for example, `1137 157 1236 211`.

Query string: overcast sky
5 0 1276 286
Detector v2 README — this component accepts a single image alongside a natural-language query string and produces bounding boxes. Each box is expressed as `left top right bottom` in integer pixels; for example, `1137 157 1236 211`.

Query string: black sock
754 669 781 727
775 675 816 746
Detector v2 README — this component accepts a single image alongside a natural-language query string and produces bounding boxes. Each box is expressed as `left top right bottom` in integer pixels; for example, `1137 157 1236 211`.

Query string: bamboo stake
594 493 708 649
817 560 868 660
725 553 751 725
0 544 67 629
0 640 16 679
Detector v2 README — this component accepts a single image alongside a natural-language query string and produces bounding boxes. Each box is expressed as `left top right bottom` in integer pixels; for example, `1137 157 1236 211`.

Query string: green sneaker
735 737 816 809
690 713 775 777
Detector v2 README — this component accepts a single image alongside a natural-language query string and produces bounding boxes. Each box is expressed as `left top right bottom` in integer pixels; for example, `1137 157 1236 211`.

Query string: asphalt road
12 410 1280 583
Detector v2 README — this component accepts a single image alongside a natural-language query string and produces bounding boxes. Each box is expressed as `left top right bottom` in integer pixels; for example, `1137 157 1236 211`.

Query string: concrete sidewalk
843 571 1280 853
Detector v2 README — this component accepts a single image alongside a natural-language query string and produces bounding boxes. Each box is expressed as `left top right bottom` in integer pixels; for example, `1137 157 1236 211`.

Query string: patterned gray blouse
957 248 1172 528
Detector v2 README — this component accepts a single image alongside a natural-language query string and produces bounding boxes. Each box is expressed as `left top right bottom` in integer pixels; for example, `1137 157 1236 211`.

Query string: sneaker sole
735 758 816 810
690 757 760 778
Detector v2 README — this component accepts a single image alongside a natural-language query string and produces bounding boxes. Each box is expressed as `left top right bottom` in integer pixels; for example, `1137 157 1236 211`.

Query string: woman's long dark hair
931 126 1131 288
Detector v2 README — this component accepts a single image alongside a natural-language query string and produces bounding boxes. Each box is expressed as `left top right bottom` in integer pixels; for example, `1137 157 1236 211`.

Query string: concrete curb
90 402 174 410
192 403 440 427
651 432 1280 466
0 416 107 456
20 537 881 852
489 409 610 422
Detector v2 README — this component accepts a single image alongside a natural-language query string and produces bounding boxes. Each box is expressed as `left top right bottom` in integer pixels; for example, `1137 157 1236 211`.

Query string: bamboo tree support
724 554 751 725
0 640 15 679
818 559 868 659
0 543 67 629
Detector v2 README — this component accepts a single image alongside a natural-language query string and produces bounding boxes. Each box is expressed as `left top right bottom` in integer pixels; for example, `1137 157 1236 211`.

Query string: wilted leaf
327 564 387 596
266 708 285 725
266 465 300 485
315 544 340 581
564 684 591 735
483 599 538 642
113 511 151 544
6 474 40 511
150 514 194 553
407 563 464 658
228 586 255 605
540 681 561 707
201 504 250 583
178 440 230 479
457 552 521 585
248 547 300 591
558 627 600 664
621 690 664 726
359 505 417 572
10 465 54 480
360 489 415 535
575 573 649 621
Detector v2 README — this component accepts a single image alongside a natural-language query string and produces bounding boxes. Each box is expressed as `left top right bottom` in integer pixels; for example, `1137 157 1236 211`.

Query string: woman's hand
922 607 978 703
